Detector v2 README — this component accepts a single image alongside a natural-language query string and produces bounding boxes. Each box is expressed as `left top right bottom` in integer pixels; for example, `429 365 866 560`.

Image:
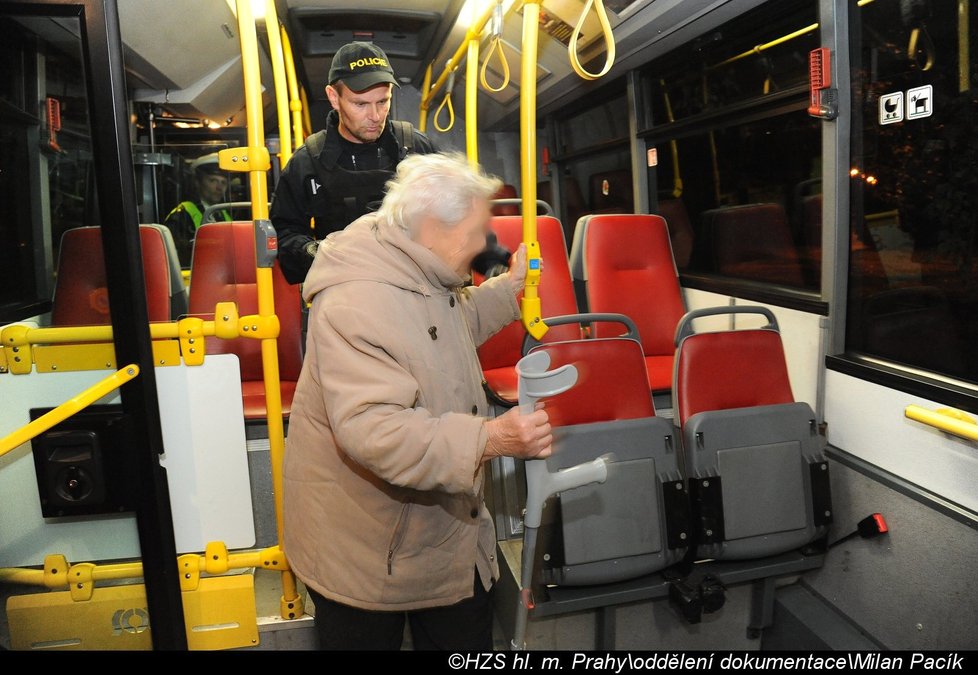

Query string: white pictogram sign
907 85 933 120
879 91 903 125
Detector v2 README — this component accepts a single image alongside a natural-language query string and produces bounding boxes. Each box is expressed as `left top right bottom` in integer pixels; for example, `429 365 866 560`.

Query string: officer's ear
325 84 341 110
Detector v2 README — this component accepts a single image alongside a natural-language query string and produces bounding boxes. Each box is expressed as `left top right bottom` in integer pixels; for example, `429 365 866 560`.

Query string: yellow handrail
466 39 480 164
519 0 546 341
905 405 978 442
1 303 261 351
280 25 305 150
418 64 433 134
419 3 497 127
660 80 683 199
299 85 313 140
0 544 288 589
264 0 293 164
0 364 139 458
233 0 300 618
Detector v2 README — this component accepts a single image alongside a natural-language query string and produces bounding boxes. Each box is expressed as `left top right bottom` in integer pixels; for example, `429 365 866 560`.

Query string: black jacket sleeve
269 146 317 285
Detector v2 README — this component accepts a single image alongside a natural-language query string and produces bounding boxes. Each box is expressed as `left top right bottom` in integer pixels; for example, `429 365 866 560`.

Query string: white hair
377 152 502 236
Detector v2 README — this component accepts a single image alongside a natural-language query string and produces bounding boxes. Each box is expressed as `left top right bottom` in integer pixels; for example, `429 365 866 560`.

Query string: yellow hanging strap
569 0 616 81
480 1 510 92
434 63 457 133
908 25 935 71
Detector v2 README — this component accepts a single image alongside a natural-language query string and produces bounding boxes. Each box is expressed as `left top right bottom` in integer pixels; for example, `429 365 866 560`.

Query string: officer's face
326 82 393 144
197 173 228 204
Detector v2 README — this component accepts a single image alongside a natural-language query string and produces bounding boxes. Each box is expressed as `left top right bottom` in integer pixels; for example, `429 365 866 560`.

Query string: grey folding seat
673 306 833 561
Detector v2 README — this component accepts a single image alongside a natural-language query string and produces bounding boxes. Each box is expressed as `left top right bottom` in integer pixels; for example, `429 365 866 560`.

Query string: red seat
570 214 686 393
51 226 175 326
672 306 830 561
188 221 304 421
476 215 580 404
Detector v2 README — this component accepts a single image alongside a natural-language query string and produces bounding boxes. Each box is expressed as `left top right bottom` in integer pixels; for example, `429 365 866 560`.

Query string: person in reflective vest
163 151 232 267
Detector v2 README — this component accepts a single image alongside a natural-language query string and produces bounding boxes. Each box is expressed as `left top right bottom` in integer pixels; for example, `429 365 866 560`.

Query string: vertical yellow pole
234 0 300 613
264 0 293 164
281 26 306 149
466 39 480 167
419 64 433 134
520 0 547 340
300 87 313 138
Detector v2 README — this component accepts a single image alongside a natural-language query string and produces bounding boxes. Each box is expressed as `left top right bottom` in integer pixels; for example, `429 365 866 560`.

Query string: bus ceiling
115 0 763 132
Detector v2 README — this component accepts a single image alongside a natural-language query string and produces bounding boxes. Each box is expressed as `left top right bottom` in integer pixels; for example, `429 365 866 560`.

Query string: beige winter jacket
282 213 519 611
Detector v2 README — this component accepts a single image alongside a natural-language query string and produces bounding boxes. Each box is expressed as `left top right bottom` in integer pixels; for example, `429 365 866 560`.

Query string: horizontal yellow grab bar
904 404 978 442
0 545 287 588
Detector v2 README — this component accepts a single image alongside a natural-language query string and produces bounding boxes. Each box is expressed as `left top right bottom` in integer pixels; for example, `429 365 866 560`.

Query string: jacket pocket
386 502 412 575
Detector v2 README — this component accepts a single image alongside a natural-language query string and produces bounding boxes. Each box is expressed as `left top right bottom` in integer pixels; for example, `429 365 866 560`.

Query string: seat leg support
595 606 616 650
747 576 777 640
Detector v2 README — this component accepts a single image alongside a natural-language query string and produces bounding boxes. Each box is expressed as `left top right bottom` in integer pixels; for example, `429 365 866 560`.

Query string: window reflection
847 0 978 383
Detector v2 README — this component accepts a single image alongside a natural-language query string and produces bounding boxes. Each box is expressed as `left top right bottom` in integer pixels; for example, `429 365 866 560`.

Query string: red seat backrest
188 221 304 417
675 329 795 427
51 226 173 326
582 215 686 358
476 216 580 401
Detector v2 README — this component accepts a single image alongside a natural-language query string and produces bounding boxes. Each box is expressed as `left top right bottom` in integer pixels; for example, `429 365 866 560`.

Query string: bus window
640 0 822 292
847 0 978 384
0 14 102 326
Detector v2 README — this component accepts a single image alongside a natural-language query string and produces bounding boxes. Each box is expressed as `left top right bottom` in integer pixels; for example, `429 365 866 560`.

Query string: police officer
269 41 437 285
163 152 232 267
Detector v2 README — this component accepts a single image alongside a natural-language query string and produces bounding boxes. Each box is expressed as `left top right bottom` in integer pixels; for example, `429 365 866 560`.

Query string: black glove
471 232 511 279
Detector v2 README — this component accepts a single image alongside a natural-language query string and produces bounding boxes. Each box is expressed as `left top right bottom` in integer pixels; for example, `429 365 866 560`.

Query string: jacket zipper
387 503 412 575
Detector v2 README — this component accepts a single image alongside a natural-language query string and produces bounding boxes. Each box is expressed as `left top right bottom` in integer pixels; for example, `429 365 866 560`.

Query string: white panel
156 356 255 553
825 370 978 514
0 355 253 567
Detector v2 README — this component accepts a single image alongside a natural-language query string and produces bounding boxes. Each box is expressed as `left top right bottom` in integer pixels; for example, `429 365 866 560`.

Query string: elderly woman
282 152 553 650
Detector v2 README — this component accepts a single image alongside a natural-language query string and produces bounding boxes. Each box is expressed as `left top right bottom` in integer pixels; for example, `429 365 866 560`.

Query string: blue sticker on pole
529 259 541 270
